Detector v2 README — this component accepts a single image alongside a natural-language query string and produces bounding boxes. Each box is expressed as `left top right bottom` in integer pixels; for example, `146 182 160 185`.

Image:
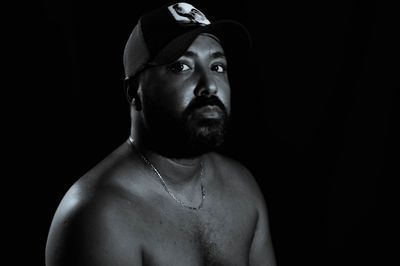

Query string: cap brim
148 20 252 66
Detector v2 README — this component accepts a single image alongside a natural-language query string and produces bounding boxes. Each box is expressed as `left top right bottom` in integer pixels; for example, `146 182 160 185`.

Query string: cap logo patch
168 3 211 26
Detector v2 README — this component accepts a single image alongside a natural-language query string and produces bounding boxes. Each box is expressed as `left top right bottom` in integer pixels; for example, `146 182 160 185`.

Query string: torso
53 142 260 266
136 167 258 266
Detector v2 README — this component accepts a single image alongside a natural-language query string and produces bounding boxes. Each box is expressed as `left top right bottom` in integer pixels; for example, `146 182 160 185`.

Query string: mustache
184 95 227 114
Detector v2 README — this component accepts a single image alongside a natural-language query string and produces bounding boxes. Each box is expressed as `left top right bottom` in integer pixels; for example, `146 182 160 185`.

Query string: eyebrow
211 51 226 59
182 50 226 59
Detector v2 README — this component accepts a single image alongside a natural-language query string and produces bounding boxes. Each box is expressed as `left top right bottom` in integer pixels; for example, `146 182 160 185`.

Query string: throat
129 137 206 210
169 157 202 167
129 137 204 185
147 153 204 187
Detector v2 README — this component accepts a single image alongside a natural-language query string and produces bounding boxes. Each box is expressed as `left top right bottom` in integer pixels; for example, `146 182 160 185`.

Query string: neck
131 114 197 158
129 136 204 186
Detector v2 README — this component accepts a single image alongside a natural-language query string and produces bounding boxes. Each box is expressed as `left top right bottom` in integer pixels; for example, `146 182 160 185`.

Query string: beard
142 95 229 158
182 95 229 155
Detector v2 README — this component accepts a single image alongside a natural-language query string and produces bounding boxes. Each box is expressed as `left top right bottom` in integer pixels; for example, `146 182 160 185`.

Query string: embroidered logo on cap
168 2 211 26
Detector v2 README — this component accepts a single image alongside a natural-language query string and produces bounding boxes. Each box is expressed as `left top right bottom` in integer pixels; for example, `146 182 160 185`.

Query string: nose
194 69 218 97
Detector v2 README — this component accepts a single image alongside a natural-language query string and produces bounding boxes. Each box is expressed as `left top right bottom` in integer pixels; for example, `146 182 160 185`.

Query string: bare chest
138 196 258 266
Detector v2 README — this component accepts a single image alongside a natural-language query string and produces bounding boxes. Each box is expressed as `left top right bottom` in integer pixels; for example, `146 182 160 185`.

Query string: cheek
217 80 231 112
141 78 193 116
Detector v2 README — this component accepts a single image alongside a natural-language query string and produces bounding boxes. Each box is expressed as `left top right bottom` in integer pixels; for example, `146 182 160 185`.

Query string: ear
124 77 142 111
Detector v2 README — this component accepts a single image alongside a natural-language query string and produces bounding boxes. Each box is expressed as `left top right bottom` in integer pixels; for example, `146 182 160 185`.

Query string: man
46 2 276 265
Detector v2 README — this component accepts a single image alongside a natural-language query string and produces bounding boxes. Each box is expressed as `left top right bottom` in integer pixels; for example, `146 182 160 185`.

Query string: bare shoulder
207 152 265 204
46 143 147 266
208 153 276 265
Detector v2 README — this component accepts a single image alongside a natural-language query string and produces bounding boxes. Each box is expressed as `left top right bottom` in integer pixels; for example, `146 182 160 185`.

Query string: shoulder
207 152 265 206
46 181 145 266
46 143 147 266
207 154 276 264
208 152 251 175
206 153 276 265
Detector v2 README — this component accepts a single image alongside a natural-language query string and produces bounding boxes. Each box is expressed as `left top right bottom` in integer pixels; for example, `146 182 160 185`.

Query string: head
123 2 251 158
128 33 230 157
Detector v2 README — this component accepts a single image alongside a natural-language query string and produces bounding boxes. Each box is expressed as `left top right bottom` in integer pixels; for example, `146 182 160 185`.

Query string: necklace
128 137 206 210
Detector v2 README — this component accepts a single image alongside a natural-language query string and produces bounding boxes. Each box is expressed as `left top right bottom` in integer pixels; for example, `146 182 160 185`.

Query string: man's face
138 34 231 157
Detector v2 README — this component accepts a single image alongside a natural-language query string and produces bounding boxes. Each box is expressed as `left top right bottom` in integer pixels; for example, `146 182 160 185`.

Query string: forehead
184 34 225 56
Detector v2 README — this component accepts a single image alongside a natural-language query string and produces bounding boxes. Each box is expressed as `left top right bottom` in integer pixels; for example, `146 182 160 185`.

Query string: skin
46 34 276 266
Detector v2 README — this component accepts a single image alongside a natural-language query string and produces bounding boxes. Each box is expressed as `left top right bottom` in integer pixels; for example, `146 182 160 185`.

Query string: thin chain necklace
128 137 206 211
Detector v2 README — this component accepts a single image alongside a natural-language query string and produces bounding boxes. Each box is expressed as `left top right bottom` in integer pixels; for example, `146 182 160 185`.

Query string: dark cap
123 1 251 78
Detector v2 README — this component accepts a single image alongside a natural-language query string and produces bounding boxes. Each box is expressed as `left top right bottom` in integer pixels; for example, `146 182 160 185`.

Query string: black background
8 0 397 265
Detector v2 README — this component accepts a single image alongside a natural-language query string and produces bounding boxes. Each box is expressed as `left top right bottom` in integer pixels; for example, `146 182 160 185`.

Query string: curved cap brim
148 20 252 66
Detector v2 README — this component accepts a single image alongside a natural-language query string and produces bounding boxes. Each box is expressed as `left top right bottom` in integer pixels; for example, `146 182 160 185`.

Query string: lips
193 105 222 119
184 96 227 121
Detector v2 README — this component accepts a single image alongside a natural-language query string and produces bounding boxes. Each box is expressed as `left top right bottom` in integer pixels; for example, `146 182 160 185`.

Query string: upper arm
248 189 277 266
46 187 143 266
222 156 277 266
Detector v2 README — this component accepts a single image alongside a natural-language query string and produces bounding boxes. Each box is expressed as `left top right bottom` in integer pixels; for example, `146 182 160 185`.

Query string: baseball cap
123 1 252 79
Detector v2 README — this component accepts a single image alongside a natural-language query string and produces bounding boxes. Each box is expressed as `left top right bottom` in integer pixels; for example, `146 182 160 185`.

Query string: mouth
193 105 222 119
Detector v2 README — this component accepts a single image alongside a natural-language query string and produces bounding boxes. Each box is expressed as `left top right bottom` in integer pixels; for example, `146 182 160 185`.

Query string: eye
168 62 191 73
212 64 226 73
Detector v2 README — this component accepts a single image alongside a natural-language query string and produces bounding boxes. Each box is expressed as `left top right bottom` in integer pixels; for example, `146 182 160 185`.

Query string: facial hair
182 95 229 155
141 95 229 158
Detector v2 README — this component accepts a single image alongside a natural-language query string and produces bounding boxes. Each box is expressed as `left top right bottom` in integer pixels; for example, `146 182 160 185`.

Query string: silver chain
128 137 206 210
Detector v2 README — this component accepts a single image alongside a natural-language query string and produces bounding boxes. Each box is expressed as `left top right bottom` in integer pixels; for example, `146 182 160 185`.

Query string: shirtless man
46 2 276 265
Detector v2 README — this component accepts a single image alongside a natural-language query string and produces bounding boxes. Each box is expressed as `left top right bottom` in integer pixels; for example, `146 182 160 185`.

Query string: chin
143 106 229 158
185 118 228 155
